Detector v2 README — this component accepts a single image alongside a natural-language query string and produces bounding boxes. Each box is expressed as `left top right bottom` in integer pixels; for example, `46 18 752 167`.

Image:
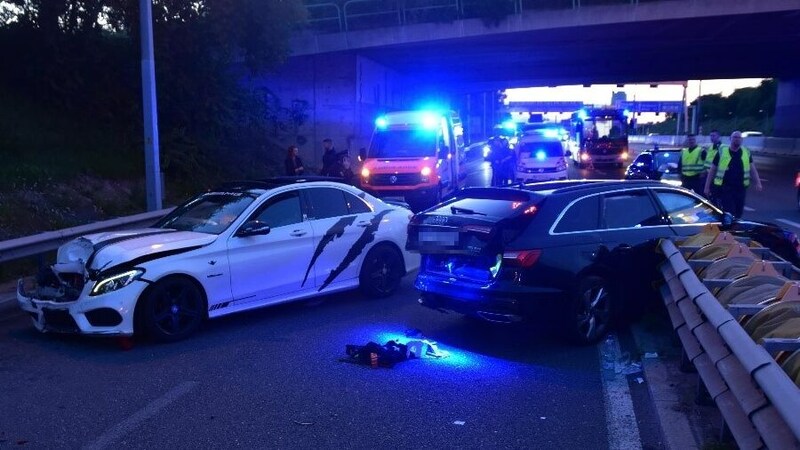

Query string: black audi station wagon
406 180 800 345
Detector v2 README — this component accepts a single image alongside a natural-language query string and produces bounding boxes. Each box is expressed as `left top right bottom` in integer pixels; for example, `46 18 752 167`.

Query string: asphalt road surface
0 274 664 449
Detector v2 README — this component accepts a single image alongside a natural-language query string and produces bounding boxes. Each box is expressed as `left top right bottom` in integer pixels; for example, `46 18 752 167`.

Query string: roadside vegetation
640 79 776 136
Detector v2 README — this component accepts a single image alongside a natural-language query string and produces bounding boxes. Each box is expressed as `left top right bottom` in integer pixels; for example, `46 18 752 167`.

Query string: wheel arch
133 273 210 335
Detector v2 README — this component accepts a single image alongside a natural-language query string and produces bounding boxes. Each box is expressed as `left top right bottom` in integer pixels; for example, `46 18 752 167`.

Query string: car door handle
356 221 370 228
290 230 307 237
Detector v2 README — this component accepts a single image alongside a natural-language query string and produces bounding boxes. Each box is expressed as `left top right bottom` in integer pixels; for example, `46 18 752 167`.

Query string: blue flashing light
501 120 517 132
577 109 588 120
542 129 559 139
535 150 547 161
375 116 388 129
421 112 439 130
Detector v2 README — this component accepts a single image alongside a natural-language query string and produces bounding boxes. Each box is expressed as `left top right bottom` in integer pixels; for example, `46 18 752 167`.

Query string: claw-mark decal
302 215 357 287
318 209 391 292
208 301 231 311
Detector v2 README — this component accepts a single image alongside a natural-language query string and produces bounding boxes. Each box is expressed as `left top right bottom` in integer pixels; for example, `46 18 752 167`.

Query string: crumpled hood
56 228 216 273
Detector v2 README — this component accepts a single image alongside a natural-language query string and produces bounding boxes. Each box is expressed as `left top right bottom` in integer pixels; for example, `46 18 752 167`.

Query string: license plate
419 231 459 245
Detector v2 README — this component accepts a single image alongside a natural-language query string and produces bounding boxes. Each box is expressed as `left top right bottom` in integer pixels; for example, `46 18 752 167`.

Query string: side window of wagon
600 190 662 229
553 195 601 233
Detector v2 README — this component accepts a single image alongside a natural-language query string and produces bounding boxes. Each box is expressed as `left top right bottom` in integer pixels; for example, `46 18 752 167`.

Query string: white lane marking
599 336 643 450
83 381 197 450
777 218 800 230
744 206 755 212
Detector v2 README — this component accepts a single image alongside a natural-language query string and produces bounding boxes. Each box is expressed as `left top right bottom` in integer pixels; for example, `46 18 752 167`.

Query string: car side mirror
720 212 734 229
236 221 271 237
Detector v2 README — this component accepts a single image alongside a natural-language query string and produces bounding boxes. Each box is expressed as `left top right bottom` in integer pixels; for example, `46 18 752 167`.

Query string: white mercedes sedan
17 178 419 342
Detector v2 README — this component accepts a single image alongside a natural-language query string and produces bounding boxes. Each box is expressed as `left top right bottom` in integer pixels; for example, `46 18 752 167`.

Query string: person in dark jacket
284 145 304 176
320 138 337 176
328 151 356 185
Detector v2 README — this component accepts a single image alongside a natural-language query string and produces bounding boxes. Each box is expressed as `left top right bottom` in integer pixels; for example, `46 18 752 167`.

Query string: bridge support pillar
773 78 800 138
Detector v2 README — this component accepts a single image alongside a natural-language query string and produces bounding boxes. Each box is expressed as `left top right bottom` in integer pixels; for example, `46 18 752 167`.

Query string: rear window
430 198 529 219
518 141 563 158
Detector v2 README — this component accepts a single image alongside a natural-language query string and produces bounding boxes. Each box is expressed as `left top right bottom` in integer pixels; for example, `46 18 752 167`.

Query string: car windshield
653 151 680 173
585 118 626 138
369 128 437 158
154 191 256 235
518 141 563 158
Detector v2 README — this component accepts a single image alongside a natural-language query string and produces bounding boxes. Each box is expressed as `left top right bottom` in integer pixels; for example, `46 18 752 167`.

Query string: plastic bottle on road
601 333 617 371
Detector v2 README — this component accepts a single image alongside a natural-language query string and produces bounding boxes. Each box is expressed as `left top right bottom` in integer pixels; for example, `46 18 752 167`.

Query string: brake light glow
621 151 629 160
581 153 590 161
503 250 542 267
524 205 537 215
795 172 800 188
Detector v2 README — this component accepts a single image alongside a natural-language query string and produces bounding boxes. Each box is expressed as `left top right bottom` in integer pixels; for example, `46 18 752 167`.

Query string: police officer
703 129 723 204
489 136 513 187
678 134 705 194
703 131 763 219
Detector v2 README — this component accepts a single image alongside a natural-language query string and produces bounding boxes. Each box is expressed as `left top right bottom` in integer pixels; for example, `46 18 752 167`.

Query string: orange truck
359 110 466 211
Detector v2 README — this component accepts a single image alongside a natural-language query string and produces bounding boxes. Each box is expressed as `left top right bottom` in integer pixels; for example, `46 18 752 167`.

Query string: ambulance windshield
369 128 437 159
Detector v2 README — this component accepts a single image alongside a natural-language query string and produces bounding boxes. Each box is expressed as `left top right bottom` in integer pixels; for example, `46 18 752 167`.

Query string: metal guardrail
305 0 655 33
0 208 173 264
659 238 800 448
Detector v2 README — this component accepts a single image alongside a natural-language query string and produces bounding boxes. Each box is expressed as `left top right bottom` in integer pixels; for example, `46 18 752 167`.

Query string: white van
514 134 568 182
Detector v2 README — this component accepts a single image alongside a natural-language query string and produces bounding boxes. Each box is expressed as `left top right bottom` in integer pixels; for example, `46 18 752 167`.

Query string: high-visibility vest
713 146 751 187
704 143 721 170
680 146 704 177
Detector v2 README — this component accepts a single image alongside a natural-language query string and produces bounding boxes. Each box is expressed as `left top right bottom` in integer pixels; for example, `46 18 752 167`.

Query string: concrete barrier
630 135 800 157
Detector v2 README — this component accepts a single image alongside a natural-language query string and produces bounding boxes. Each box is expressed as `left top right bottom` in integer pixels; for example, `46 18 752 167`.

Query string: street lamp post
140 0 162 211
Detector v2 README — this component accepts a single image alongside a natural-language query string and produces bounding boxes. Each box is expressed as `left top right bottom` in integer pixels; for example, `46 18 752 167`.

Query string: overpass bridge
253 0 800 165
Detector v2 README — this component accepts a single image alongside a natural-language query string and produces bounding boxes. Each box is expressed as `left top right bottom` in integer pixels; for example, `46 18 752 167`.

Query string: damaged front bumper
16 276 147 337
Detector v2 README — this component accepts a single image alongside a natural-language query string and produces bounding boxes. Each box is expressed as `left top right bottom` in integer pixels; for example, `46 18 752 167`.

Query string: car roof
520 179 668 196
518 134 561 143
214 177 355 194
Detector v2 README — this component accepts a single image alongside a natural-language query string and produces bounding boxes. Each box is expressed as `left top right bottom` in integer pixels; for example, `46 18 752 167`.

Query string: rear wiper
451 206 486 216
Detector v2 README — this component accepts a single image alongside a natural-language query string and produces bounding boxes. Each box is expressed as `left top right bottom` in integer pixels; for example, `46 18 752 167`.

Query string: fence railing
0 208 173 265
303 0 654 33
659 236 800 448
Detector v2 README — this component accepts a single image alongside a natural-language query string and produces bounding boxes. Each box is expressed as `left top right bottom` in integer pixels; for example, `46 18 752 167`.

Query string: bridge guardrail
305 0 663 33
659 235 800 448
0 208 173 265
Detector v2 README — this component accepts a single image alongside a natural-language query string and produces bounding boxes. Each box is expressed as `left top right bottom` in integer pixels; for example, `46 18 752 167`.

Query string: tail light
502 249 542 267
795 172 800 188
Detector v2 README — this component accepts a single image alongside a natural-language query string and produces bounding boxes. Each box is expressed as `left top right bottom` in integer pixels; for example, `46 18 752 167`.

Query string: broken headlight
90 269 145 296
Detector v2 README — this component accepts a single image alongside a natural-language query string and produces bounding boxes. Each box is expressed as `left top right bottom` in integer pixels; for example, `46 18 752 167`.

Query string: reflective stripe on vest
704 144 720 170
713 146 751 187
681 147 704 176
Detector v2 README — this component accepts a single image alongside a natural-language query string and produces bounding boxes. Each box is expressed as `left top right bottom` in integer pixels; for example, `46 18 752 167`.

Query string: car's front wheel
567 275 614 345
359 244 404 298
137 276 206 342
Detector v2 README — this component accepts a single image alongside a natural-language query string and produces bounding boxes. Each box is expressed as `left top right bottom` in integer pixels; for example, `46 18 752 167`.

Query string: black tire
567 275 615 345
359 244 404 298
137 276 206 342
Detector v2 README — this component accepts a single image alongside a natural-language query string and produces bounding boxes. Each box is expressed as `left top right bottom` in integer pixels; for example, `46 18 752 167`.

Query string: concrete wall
248 54 410 170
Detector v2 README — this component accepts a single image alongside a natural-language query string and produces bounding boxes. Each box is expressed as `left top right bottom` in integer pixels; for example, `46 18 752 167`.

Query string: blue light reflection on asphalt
341 324 516 374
